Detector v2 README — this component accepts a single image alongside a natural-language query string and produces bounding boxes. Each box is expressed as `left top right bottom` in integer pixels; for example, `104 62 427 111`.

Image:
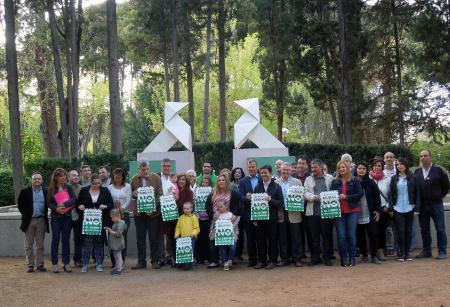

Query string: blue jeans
50 215 72 265
335 212 359 260
419 203 447 255
82 235 104 266
219 243 236 263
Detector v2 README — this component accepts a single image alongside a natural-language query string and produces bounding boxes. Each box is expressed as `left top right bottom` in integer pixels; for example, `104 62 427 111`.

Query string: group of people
18 149 449 274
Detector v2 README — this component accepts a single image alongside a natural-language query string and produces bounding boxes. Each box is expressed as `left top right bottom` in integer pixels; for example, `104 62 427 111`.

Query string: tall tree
107 0 123 154
218 0 227 141
182 1 194 139
203 0 212 143
171 0 180 101
47 0 69 157
4 0 24 201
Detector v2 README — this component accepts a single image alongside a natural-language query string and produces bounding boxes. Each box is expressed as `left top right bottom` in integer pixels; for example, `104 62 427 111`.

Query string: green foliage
410 141 450 171
0 168 15 207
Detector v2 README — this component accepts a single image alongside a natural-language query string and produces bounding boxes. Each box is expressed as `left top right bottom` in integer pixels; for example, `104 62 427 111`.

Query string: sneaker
52 264 59 273
224 261 232 271
416 251 432 258
63 264 72 273
436 253 447 260
371 257 381 265
37 265 46 272
207 262 219 269
81 264 88 273
405 256 413 261
96 264 103 272
110 268 117 275
265 263 276 270
27 266 33 273
112 269 122 275
295 260 304 267
397 257 405 262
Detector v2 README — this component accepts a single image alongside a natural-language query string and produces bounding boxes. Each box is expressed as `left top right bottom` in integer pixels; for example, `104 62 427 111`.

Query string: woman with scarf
355 162 382 264
205 174 241 268
369 158 392 261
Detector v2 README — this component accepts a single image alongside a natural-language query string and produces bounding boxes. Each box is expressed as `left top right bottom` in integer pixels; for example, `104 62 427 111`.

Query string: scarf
369 170 384 181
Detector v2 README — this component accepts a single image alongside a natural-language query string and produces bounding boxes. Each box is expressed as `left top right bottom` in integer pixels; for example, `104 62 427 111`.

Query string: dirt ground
1 251 450 307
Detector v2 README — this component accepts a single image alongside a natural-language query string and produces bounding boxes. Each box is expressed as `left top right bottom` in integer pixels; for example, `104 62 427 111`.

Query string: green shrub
0 168 14 207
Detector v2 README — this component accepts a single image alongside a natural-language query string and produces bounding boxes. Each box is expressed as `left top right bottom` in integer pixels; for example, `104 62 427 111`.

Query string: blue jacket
330 177 363 209
238 175 261 221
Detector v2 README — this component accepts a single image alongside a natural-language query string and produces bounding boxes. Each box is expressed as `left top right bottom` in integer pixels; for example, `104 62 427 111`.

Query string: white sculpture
142 101 192 152
233 98 286 149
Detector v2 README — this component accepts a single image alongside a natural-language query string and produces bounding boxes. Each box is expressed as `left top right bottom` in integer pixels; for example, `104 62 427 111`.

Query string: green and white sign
82 209 102 235
286 185 305 212
215 220 234 246
320 190 341 219
194 187 212 212
251 193 269 220
160 195 179 221
137 186 156 213
175 237 193 264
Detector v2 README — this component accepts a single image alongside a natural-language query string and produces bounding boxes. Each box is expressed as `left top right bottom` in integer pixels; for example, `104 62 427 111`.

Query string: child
175 202 200 270
209 201 240 271
104 209 127 275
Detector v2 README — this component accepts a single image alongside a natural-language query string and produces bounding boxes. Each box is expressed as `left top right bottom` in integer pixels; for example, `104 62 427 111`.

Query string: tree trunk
70 0 82 157
107 0 123 154
392 0 405 145
47 0 69 157
203 0 212 143
183 7 195 140
218 0 227 141
171 0 180 101
35 45 60 157
93 114 104 153
64 0 75 157
162 43 171 101
338 0 352 144
5 0 24 202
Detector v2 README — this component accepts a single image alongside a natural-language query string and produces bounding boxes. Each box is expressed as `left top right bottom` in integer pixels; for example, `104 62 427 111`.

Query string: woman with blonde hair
331 161 363 267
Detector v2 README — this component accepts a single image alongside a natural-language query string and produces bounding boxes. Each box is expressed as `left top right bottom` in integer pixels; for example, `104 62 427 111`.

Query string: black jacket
77 186 114 229
18 187 49 233
253 179 284 221
414 165 449 206
390 174 421 212
359 178 382 217
238 175 261 221
205 190 242 219
330 177 364 209
47 184 77 217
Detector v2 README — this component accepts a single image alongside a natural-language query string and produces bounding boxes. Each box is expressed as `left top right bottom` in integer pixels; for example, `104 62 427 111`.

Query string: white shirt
422 164 433 179
383 166 396 179
109 183 132 211
161 174 172 195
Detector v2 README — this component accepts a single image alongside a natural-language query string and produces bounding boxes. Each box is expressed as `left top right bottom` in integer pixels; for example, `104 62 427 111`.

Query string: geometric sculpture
233 98 286 149
142 101 192 152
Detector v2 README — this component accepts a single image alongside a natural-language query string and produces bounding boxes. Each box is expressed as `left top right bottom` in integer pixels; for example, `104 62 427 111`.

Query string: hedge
3 142 414 207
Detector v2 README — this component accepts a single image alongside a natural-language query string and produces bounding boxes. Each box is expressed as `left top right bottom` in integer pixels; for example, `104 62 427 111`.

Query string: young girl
175 202 200 270
209 201 240 271
105 209 128 275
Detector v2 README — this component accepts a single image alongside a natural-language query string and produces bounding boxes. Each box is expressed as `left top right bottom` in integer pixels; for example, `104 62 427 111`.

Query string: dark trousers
287 221 304 261
378 212 388 250
256 219 278 264
236 218 245 258
419 203 447 255
357 221 379 258
306 215 334 262
394 211 414 257
110 212 130 266
244 218 257 264
195 219 211 263
299 213 307 256
209 240 220 264
134 214 163 266
50 215 72 265
278 220 290 262
72 219 83 263
82 235 104 266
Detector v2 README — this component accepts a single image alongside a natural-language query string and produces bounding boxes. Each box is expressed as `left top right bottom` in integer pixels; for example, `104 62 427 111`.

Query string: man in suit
18 173 49 272
415 149 450 259
238 159 260 267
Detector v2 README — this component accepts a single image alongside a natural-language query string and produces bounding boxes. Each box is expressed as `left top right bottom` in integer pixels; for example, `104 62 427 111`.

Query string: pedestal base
136 151 195 174
232 148 291 171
